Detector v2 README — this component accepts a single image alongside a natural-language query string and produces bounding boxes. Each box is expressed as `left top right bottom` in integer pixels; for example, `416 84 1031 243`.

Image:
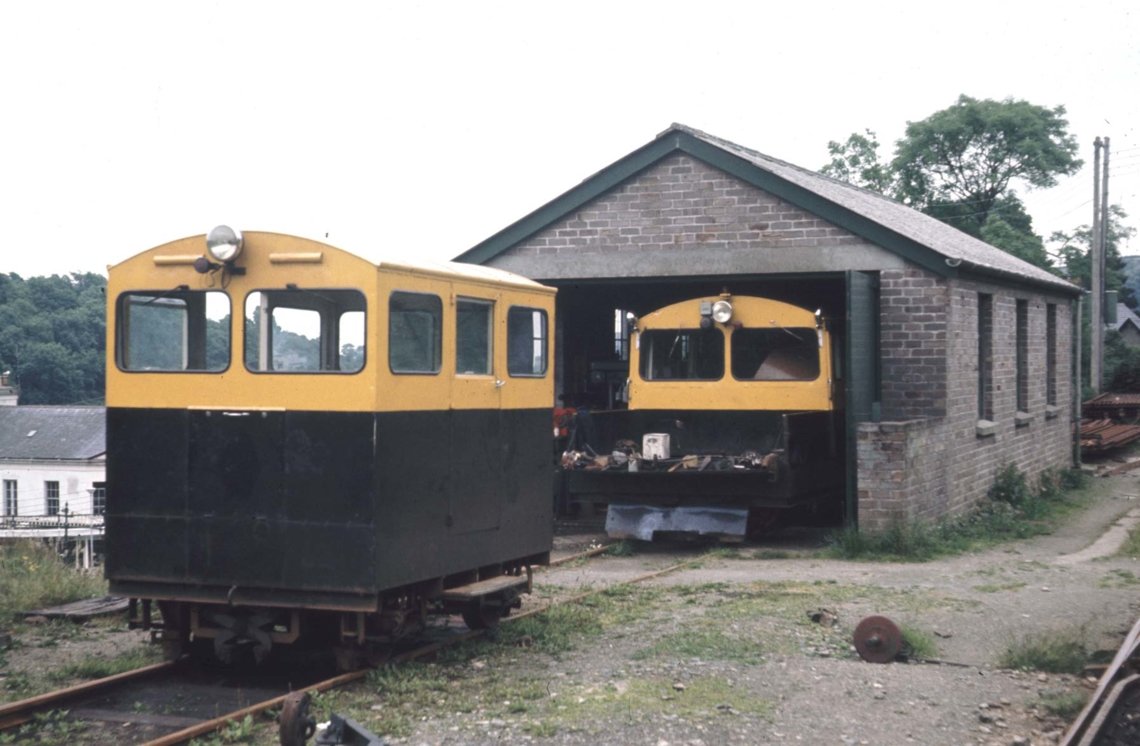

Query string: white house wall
0 459 105 516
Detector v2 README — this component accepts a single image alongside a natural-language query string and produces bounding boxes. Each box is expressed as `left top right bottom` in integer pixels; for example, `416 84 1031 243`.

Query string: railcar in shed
105 227 555 665
561 293 844 541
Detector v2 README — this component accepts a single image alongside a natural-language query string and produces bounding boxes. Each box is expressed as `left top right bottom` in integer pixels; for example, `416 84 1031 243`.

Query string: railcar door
450 294 504 534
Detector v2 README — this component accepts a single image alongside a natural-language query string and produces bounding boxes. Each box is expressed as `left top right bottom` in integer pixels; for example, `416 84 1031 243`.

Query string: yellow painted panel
628 295 834 412
107 232 554 413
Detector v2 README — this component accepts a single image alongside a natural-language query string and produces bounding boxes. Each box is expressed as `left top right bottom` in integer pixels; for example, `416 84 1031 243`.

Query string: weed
0 540 107 623
606 540 637 557
47 646 161 684
899 626 938 660
989 464 1033 506
826 465 1088 561
972 582 1027 593
497 603 603 655
1117 526 1140 558
1098 569 1140 588
633 628 764 665
191 714 257 745
1037 690 1088 719
999 629 1089 674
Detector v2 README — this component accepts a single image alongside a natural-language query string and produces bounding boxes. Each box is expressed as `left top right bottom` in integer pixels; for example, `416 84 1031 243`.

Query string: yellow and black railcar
563 294 843 541
105 227 555 663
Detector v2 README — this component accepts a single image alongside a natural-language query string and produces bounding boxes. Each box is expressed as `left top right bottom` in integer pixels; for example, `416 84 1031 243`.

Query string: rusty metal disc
853 615 902 663
279 690 315 746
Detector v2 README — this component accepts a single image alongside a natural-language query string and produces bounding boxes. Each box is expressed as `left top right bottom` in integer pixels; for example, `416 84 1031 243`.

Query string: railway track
1060 613 1140 746
0 542 636 745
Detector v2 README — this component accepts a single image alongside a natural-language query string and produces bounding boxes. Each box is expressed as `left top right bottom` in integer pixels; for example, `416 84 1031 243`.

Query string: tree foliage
821 95 1083 271
892 95 1081 237
1050 204 1135 304
0 272 106 405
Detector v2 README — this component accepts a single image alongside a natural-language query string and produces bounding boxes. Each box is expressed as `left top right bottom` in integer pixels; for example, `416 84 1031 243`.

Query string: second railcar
562 293 844 540
105 227 555 664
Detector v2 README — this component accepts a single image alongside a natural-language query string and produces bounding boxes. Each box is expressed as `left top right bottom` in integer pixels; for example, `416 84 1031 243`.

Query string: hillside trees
0 272 106 405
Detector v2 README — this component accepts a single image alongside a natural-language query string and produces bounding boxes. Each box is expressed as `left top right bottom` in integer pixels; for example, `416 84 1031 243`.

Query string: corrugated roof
0 407 105 461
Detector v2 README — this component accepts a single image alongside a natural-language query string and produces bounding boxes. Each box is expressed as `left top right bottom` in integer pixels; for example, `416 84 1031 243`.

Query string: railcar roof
115 232 553 294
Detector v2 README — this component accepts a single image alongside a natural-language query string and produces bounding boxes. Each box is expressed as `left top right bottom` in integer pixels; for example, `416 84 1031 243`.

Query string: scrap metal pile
1080 419 1140 455
560 438 782 479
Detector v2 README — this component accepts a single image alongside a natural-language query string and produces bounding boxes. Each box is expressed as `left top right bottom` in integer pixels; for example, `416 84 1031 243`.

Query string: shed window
508 307 547 376
978 294 994 421
731 328 820 381
639 329 724 381
1046 304 1057 406
1016 300 1029 413
244 289 365 373
117 290 230 372
389 292 442 374
456 298 493 375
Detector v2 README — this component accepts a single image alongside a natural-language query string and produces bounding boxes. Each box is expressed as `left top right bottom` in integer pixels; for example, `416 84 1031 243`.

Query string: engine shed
455 124 1081 532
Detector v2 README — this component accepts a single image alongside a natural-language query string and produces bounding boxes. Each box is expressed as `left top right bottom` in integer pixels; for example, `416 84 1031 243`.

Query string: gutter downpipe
1074 293 1083 468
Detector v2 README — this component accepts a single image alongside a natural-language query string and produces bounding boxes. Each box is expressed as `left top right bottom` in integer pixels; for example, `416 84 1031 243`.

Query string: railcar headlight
711 299 734 324
206 225 244 263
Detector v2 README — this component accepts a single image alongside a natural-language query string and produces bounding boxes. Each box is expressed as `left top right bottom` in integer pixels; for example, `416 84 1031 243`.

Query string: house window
1046 304 1057 406
45 481 59 516
3 480 16 517
92 483 106 515
1016 300 1029 413
977 294 993 421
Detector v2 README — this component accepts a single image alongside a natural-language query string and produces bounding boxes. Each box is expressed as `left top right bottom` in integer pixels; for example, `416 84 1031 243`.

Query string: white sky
2 1 1138 279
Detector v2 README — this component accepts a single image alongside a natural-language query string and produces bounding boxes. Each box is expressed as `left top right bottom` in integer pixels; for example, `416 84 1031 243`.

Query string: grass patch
1099 569 1140 588
1117 526 1140 558
1037 690 1089 719
826 466 1089 561
0 540 107 622
47 647 164 684
999 629 1089 674
605 540 637 557
972 582 1028 593
555 675 773 728
632 628 764 665
900 625 938 660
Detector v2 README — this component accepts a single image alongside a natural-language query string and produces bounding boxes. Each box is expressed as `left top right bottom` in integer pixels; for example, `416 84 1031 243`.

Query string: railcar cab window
244 289 365 373
389 291 442 374
117 290 231 371
731 328 820 381
508 307 548 376
639 328 724 380
456 298 493 375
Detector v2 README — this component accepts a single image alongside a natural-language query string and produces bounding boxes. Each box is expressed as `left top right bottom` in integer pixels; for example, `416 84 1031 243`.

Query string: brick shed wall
857 274 1075 531
488 155 906 279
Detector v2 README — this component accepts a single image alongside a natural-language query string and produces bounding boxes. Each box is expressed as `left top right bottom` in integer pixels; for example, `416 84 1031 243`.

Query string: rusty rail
1060 614 1140 745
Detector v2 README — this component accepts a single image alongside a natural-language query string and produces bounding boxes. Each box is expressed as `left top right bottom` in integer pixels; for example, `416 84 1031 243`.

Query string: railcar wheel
279 691 316 746
461 601 506 631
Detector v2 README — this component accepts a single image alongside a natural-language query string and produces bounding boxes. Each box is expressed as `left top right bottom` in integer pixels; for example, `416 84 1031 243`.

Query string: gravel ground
2 470 1139 746
398 469 1140 746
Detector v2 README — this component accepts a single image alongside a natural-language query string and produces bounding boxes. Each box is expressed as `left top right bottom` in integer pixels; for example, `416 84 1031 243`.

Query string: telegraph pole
1091 137 1103 394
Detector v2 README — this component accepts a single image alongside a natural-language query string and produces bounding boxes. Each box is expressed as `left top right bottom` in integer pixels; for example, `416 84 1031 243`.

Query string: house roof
455 123 1080 296
1116 302 1140 333
0 407 105 461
